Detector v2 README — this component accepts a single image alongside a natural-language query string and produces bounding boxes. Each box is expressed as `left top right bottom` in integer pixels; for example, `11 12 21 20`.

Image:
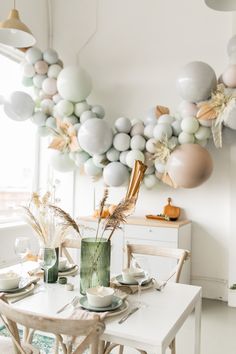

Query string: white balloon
50 151 75 172
48 64 62 79
113 133 131 151
103 162 129 187
115 117 132 133
144 174 157 189
63 115 79 125
53 94 62 104
84 158 102 176
223 104 236 129
178 132 195 144
34 60 48 75
37 126 51 137
74 101 91 117
144 124 155 139
43 48 59 65
119 150 129 165
25 47 43 64
31 111 47 126
56 100 74 117
126 150 145 168
42 78 57 96
74 151 90 167
130 135 146 151
45 116 57 129
74 123 81 133
130 122 144 136
181 117 199 134
154 160 166 174
4 91 34 121
198 119 213 127
93 154 107 168
171 120 182 136
78 118 113 155
158 114 175 125
195 126 211 140
41 98 54 115
146 138 157 154
153 123 172 141
195 138 208 147
91 105 105 119
23 63 35 78
106 147 120 162
144 107 158 126
80 110 97 124
22 77 33 87
178 101 198 117
57 66 92 102
168 136 179 147
131 119 143 126
33 74 47 89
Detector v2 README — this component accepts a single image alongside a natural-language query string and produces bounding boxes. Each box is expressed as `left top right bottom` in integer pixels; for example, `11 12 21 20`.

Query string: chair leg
169 338 176 354
119 345 124 354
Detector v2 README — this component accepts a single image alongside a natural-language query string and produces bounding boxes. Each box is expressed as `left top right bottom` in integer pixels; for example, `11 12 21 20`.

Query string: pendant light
205 0 236 11
0 0 36 48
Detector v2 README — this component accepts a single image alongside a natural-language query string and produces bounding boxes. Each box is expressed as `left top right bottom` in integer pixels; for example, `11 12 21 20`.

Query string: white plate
115 274 151 286
106 300 129 318
59 265 79 276
5 283 35 299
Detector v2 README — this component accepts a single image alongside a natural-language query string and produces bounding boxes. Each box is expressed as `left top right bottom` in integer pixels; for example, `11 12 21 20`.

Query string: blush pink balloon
35 60 49 75
166 144 213 188
222 65 236 88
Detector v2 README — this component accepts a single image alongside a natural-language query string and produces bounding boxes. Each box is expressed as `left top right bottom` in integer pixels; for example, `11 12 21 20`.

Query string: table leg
194 295 202 354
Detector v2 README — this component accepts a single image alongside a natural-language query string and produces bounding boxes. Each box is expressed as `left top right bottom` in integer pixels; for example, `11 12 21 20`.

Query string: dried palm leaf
196 103 217 120
155 105 170 118
95 188 109 239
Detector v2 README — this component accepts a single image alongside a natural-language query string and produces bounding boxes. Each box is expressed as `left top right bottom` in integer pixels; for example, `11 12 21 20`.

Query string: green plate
116 274 151 286
79 296 123 312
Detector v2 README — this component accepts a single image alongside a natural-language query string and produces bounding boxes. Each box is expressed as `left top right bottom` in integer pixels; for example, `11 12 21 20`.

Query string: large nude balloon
166 144 213 188
176 61 217 103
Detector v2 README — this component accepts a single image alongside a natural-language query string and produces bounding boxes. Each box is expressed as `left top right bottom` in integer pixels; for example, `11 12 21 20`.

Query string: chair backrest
60 238 81 264
125 243 190 283
0 294 105 354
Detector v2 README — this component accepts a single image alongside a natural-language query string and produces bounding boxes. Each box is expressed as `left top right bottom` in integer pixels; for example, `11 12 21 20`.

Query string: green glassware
80 238 111 295
43 247 59 283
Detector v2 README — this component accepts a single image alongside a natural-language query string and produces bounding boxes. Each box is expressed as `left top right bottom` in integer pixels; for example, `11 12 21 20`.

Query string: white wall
0 0 234 299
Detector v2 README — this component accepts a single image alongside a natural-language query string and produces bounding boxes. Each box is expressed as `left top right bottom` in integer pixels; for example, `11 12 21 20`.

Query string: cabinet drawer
124 224 178 243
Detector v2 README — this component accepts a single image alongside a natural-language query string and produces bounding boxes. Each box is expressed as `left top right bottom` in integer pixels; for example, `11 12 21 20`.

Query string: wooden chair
60 238 81 264
0 293 105 354
104 244 190 354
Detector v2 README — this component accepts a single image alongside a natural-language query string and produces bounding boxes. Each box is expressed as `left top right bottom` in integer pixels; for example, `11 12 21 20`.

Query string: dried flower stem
95 188 109 240
48 205 81 238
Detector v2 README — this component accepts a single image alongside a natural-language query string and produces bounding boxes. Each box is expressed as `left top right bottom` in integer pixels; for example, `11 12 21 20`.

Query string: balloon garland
4 35 236 189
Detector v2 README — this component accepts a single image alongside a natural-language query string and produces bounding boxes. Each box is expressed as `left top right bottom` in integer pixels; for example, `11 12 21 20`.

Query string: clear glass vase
80 238 111 295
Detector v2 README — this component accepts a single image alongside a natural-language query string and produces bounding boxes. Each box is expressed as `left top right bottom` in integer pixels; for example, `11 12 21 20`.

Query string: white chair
0 293 105 354
60 238 81 264
104 244 190 354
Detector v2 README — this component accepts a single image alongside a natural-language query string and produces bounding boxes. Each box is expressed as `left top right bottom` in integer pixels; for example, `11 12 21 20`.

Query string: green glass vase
43 247 59 283
80 238 111 295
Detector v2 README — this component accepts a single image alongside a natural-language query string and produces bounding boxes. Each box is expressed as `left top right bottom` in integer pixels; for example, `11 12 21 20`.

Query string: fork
56 296 80 314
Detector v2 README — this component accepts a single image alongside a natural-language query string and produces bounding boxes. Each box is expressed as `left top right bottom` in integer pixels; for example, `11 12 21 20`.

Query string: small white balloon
195 126 211 140
178 132 195 144
25 47 43 64
158 114 175 125
74 151 90 167
178 101 198 117
63 115 79 125
198 118 213 127
126 150 145 168
130 122 144 136
23 63 35 78
31 111 47 126
146 138 157 154
171 120 182 136
22 77 33 87
33 74 47 89
223 104 236 130
144 174 157 189
34 60 48 75
154 160 166 174
56 100 74 117
144 124 155 139
181 117 199 134
131 119 143 126
93 154 107 168
48 64 62 79
115 117 132 133
195 138 208 147
80 110 97 124
52 94 62 104
41 98 54 115
37 126 51 137
50 151 75 172
113 133 131 151
74 101 91 117
119 150 129 165
42 78 57 96
153 123 172 141
45 116 57 129
4 91 35 121
57 66 92 103
84 158 102 177
106 147 120 162
130 135 146 151
43 48 59 65
91 105 105 118
103 162 129 187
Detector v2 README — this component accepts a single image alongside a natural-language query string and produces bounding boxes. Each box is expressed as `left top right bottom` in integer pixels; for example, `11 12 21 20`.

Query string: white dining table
10 267 202 354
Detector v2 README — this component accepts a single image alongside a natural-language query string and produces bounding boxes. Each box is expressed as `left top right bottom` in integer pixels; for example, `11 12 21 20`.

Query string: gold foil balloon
166 144 213 188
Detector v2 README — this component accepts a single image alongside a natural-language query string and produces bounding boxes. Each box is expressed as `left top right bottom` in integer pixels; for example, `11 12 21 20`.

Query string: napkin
110 277 139 294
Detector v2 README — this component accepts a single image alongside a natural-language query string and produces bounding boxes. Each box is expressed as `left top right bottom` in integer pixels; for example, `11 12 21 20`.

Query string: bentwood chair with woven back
60 238 81 265
0 293 105 354
104 244 190 354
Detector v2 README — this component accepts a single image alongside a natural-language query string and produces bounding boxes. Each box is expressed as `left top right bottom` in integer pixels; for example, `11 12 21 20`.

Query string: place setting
58 257 79 277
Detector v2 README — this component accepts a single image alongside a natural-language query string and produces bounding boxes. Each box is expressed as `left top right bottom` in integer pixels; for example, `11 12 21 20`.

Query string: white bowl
58 257 67 271
86 286 114 308
0 272 21 290
122 267 144 283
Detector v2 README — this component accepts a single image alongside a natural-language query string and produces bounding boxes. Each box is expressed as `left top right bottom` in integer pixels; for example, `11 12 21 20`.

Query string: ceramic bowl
0 272 21 290
122 267 144 283
86 286 114 308
58 257 67 271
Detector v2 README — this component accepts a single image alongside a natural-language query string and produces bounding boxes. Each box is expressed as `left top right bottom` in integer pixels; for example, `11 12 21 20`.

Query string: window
0 51 38 222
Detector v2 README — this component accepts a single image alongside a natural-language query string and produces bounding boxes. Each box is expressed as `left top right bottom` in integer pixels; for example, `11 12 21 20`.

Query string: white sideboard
79 217 192 284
